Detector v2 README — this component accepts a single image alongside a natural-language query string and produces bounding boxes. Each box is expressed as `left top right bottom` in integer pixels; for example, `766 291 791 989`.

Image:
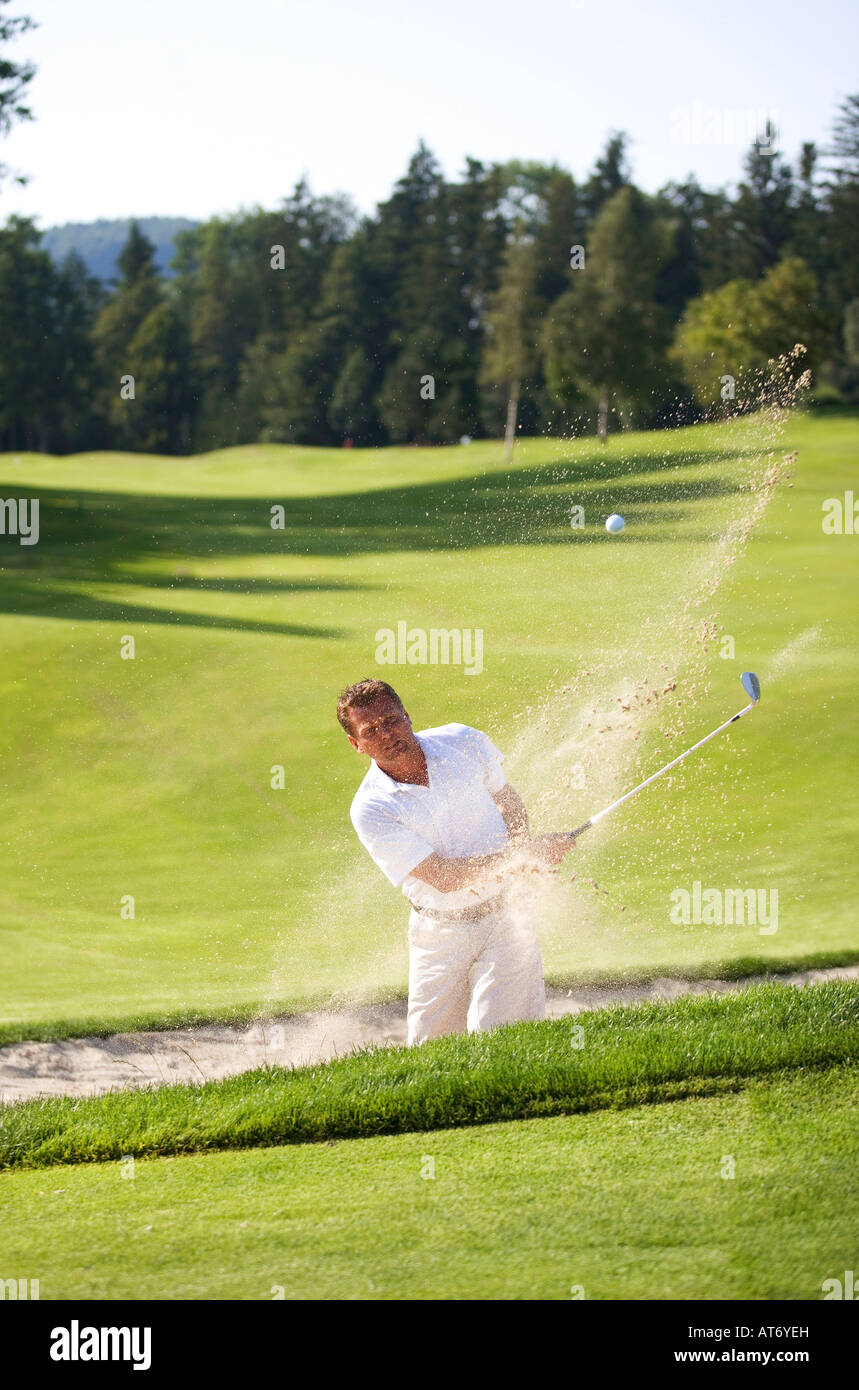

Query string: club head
741 671 760 704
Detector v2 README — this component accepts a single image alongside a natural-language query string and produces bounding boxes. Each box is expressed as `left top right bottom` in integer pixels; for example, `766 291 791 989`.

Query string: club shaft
571 702 755 839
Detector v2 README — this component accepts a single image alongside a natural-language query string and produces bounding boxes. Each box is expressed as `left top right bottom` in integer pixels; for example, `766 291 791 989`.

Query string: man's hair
337 679 405 735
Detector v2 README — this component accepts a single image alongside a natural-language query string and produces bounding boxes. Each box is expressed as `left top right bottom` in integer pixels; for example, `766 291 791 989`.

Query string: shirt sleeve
350 804 435 887
468 727 507 794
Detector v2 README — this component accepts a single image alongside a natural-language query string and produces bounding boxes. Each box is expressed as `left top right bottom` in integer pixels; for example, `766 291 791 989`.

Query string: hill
40 215 199 283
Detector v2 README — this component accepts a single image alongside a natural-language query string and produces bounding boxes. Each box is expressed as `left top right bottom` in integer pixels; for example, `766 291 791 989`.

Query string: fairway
3 981 854 1165
3 0 857 1329
1 411 857 1039
1 1061 854 1300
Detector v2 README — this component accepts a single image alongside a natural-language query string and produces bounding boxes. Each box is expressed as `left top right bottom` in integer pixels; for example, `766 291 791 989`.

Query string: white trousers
406 898 546 1045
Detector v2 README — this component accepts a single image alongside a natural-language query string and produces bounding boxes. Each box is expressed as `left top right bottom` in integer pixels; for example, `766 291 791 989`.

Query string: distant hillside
41 216 200 284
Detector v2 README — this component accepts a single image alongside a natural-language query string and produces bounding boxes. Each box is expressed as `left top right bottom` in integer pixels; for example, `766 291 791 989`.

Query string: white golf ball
605 513 625 534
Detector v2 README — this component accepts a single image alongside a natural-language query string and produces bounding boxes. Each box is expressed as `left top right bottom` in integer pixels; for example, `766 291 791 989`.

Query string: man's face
347 696 415 760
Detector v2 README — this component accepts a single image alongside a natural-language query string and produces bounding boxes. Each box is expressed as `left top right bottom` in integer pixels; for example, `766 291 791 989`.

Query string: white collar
370 731 431 792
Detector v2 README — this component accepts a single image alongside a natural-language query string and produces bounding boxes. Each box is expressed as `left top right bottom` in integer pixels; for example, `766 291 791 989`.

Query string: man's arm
409 783 526 895
492 782 530 842
408 846 514 896
493 783 578 866
409 782 575 895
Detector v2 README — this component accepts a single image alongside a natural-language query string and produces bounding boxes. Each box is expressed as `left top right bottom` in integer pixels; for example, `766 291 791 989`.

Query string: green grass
2 981 855 1171
0 952 853 1050
1 411 857 1039
0 1059 854 1299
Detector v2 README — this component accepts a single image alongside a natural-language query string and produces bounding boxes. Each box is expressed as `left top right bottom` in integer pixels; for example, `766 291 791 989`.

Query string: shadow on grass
0 581 350 637
0 447 749 630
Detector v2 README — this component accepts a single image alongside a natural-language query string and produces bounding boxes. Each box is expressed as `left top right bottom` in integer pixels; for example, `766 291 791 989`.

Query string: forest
0 96 857 453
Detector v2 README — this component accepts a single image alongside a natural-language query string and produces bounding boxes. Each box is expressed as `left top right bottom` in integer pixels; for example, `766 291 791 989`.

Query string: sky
1 0 856 230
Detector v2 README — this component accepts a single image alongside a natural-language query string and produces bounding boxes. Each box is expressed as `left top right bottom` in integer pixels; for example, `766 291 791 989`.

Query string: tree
91 222 167 447
328 346 375 440
252 229 379 447
120 297 192 452
92 222 161 357
365 142 475 443
479 222 539 460
447 157 508 435
48 249 105 448
371 143 446 322
668 277 761 406
182 217 250 446
732 131 795 279
0 0 35 189
581 133 631 225
670 257 825 407
531 170 581 311
821 94 859 356
0 217 99 450
495 159 561 236
826 93 859 180
752 257 828 366
660 179 742 294
651 181 704 313
375 327 447 445
235 331 283 442
0 216 57 447
234 329 323 446
833 298 859 401
170 181 357 448
4 102 858 452
543 186 675 439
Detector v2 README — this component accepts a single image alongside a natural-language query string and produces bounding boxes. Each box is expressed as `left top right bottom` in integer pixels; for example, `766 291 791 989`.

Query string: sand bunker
1 965 855 1104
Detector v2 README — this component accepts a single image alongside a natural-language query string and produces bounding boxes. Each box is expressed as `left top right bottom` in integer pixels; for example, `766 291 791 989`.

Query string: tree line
1 98 857 454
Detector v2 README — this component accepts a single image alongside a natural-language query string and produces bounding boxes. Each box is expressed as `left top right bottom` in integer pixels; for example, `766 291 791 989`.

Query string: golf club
568 672 761 839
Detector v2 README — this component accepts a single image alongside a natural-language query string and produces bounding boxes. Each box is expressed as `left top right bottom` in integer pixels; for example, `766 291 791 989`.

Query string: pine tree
732 132 795 279
581 133 631 225
0 216 58 448
91 221 164 446
479 222 539 460
49 249 105 448
822 95 859 307
543 187 675 439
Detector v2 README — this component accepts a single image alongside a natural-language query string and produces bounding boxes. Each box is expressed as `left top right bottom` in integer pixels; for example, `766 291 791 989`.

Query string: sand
1 965 855 1104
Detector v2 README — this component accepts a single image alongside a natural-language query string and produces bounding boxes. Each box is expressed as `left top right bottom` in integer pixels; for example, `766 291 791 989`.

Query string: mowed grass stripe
1 949 856 1049
1 414 857 1036
2 1063 855 1300
2 982 855 1171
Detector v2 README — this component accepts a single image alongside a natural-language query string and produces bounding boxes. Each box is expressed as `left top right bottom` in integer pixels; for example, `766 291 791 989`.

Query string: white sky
1 0 856 229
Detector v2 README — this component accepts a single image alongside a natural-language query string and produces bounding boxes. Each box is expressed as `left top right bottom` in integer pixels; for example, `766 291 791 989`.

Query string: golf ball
605 513 625 534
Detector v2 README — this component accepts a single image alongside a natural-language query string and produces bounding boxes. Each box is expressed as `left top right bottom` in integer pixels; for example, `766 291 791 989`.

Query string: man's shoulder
418 721 479 746
350 764 395 825
420 722 499 759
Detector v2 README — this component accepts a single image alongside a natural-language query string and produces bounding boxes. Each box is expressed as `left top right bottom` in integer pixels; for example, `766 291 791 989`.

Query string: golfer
339 678 576 1045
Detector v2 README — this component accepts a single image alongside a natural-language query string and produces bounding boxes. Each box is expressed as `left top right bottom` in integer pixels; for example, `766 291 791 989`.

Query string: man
338 678 576 1045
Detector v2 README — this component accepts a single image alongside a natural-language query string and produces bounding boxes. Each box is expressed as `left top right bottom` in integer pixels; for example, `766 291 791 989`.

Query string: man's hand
409 828 575 895
525 832 576 866
492 783 530 842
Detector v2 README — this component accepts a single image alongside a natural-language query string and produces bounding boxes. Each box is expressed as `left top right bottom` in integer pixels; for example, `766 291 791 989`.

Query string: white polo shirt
350 723 509 913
